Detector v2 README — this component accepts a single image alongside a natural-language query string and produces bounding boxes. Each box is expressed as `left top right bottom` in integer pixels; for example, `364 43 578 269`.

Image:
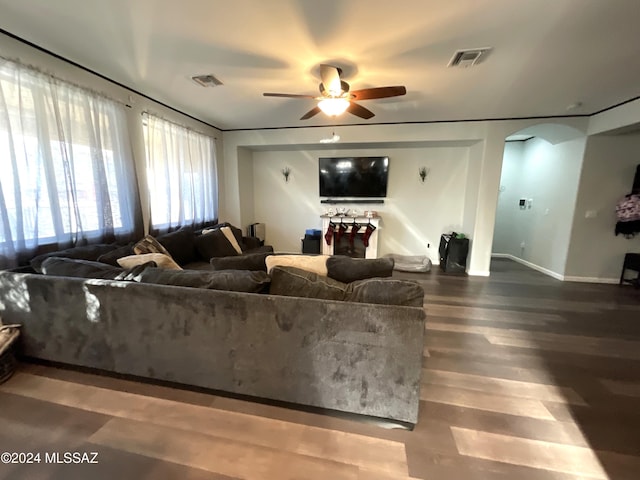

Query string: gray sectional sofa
0 270 426 425
0 224 427 425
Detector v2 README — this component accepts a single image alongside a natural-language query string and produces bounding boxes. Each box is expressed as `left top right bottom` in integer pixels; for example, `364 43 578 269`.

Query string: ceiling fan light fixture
318 98 350 116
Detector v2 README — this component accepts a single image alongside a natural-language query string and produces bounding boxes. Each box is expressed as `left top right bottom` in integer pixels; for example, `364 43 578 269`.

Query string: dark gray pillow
326 256 394 283
134 267 270 293
269 266 348 301
195 230 239 259
346 278 425 307
31 244 119 273
214 222 244 247
210 252 270 272
97 244 134 266
157 229 198 265
40 257 156 281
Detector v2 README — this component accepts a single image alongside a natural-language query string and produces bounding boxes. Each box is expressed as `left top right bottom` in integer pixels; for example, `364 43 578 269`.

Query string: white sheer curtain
142 112 218 231
0 58 141 269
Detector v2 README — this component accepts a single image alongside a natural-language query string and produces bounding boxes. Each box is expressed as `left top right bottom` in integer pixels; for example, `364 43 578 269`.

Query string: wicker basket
0 322 20 384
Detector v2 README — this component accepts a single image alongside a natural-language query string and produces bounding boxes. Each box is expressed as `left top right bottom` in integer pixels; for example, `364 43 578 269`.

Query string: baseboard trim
563 276 619 284
492 253 564 281
492 254 620 284
468 270 490 277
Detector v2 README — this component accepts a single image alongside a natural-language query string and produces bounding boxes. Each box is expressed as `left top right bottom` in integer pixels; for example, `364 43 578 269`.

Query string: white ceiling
1 0 639 131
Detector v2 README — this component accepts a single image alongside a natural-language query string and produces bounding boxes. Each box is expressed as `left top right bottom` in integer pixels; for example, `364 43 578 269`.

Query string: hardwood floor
1 257 640 479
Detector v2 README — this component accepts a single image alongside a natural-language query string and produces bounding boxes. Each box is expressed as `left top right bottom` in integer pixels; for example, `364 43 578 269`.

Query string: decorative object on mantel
319 131 340 144
419 167 429 183
281 167 291 183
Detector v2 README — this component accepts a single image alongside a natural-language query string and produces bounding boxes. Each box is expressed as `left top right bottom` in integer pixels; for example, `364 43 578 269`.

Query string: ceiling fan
263 64 406 120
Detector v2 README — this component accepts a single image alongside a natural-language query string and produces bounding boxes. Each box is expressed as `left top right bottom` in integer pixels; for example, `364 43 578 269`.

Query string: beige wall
251 146 470 258
564 133 640 281
221 119 588 276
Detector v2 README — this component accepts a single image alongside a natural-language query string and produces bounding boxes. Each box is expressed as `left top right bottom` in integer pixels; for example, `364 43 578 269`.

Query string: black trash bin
439 233 469 273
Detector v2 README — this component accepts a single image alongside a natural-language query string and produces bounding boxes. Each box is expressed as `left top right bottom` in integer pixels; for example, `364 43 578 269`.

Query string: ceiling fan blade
350 86 407 101
347 102 375 119
263 93 315 99
320 64 342 96
300 106 321 120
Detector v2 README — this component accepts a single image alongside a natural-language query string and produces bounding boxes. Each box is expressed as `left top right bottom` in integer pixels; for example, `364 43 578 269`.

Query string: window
142 113 218 230
0 59 140 268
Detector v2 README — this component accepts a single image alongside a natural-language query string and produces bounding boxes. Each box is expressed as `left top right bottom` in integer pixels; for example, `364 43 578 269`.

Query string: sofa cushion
133 235 171 256
243 245 274 255
269 266 348 301
346 278 425 307
218 222 244 247
265 254 329 276
117 253 182 270
195 229 239 259
31 243 119 273
210 251 271 272
135 267 270 293
156 229 198 265
242 236 262 251
326 256 394 283
40 257 156 281
97 244 135 266
220 226 243 254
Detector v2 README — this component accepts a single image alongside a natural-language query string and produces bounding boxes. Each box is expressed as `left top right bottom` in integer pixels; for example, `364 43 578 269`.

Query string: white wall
564 133 640 281
493 141 525 254
492 137 586 276
0 32 223 233
251 147 470 258
223 119 588 276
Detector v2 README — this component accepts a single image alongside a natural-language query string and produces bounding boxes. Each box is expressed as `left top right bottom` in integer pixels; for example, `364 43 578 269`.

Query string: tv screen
319 156 389 197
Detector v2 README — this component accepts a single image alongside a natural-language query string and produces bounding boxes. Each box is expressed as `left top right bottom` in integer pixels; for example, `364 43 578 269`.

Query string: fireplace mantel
320 215 381 259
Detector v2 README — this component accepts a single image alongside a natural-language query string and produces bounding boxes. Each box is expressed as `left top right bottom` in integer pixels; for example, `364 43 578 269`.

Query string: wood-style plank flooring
1 257 640 479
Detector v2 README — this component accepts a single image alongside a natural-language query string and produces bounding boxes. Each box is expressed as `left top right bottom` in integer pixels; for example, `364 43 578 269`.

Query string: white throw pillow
117 253 182 270
220 226 243 254
265 255 329 276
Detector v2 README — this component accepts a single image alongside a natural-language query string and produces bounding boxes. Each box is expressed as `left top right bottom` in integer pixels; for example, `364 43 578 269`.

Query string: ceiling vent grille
448 48 492 68
191 74 224 87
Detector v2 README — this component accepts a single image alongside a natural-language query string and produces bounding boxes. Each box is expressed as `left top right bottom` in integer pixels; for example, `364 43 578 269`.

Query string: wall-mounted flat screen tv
319 156 389 197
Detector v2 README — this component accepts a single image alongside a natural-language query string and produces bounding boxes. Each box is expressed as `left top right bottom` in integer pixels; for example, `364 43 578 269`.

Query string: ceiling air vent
191 74 224 87
448 48 492 68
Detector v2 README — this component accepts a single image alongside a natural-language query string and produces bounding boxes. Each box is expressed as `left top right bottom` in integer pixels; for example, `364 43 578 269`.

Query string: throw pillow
31 243 119 273
134 267 270 293
220 226 243 254
346 278 425 307
133 235 170 256
265 254 329 276
117 253 182 270
97 244 135 266
156 228 198 265
326 256 394 283
195 229 239 259
40 257 157 281
210 251 271 272
269 266 348 301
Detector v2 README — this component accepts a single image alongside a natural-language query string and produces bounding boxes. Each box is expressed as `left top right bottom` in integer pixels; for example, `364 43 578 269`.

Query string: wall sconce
419 167 429 183
282 167 291 183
